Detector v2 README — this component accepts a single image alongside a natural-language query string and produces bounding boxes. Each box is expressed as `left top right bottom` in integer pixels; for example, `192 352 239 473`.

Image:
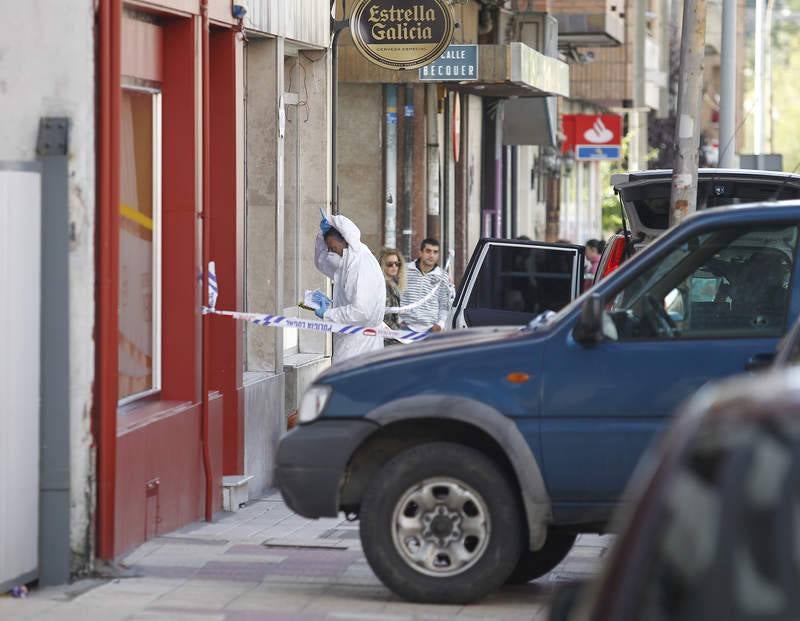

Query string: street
0 493 611 621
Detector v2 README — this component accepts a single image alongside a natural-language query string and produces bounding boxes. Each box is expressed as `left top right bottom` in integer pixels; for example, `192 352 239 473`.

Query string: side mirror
573 293 604 345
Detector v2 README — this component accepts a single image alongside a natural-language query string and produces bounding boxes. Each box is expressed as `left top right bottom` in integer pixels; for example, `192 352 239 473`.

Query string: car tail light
599 235 628 280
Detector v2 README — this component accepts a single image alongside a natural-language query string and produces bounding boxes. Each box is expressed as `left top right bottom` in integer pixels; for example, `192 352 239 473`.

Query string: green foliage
598 134 631 238
771 5 800 172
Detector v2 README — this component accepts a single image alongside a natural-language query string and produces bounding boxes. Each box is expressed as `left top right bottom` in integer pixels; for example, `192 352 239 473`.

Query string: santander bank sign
562 114 622 161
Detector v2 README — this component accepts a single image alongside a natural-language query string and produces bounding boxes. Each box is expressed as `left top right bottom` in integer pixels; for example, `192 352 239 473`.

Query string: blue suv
276 202 800 604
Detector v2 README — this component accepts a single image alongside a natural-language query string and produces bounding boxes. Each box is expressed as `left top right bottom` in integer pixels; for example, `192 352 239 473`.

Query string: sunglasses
385 261 400 267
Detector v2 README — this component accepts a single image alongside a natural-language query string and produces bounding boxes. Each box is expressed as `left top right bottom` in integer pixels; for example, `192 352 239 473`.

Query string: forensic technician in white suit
313 213 386 364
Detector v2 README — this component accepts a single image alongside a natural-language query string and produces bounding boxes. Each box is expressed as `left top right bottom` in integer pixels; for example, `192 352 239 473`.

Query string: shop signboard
350 0 455 71
419 44 478 81
563 114 623 161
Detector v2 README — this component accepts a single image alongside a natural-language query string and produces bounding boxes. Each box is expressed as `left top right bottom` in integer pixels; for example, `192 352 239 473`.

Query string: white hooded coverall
314 214 386 364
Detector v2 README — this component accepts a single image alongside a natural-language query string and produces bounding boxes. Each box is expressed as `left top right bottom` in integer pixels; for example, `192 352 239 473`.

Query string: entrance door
451 239 584 328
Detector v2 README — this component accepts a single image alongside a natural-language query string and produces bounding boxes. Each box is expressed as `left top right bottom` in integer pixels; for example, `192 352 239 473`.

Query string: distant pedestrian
585 239 605 276
378 248 406 344
399 238 451 334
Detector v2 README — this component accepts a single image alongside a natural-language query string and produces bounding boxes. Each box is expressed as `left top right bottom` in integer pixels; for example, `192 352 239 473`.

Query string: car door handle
745 353 775 371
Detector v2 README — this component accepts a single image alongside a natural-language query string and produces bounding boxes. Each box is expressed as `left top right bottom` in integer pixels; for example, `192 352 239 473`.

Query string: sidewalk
0 492 611 621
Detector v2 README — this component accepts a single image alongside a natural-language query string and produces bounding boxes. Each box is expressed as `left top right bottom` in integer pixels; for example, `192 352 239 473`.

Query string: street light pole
754 0 765 156
718 0 737 168
670 0 707 225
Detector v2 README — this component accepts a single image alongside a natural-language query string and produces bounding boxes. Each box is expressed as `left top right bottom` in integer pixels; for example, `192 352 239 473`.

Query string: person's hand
430 324 443 333
310 290 331 307
320 218 332 235
314 298 330 319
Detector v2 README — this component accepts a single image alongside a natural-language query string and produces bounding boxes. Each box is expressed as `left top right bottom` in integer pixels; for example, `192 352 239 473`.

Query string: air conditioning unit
515 12 559 58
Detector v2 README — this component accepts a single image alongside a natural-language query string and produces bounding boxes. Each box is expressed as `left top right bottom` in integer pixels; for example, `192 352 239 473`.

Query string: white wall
247 0 329 47
466 95 482 255
0 0 96 573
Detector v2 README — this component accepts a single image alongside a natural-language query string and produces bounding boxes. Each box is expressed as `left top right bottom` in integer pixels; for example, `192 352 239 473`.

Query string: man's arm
314 232 340 280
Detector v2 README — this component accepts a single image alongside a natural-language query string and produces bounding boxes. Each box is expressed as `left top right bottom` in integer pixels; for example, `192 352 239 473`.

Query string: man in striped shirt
399 238 452 333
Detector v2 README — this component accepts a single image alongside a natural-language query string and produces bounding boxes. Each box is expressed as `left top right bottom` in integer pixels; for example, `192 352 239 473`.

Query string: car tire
505 530 576 584
359 442 523 604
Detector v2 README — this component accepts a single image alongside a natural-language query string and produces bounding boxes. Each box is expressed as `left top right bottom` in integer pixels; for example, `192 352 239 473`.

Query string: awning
338 42 570 99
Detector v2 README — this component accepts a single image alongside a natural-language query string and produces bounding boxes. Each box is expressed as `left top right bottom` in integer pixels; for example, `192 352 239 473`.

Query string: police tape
384 281 441 313
204 262 437 343
202 307 432 343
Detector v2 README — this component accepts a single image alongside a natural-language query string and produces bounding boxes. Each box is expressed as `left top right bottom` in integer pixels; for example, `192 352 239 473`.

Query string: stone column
246 37 284 374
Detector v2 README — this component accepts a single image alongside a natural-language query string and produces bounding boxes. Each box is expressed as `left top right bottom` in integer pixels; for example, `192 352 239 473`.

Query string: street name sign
419 44 479 81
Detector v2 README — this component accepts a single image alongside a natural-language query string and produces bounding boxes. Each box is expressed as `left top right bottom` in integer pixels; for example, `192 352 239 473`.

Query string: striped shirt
399 260 451 331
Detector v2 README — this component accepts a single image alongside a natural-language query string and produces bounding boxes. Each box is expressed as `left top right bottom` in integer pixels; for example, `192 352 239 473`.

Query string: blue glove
320 218 332 235
314 298 331 319
310 290 331 307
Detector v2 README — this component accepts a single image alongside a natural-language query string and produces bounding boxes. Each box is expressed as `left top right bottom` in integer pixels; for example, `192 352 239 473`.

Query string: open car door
450 239 584 329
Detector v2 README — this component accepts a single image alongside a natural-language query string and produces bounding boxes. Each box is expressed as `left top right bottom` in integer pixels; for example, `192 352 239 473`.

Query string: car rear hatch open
611 169 800 242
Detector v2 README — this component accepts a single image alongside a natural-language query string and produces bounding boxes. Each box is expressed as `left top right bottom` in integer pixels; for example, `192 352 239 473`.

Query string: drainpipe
96 0 121 561
200 0 213 523
330 22 348 214
426 84 440 241
384 85 398 248
510 146 517 238
493 101 504 237
402 85 414 258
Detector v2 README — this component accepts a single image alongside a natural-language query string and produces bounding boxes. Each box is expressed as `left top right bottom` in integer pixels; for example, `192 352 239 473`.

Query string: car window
465 244 577 315
632 420 800 621
606 225 798 341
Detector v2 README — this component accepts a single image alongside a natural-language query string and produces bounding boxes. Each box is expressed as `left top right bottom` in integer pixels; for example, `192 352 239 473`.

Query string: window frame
118 86 163 407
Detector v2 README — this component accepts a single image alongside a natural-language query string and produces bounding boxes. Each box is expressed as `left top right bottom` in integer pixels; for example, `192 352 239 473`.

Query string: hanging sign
350 0 455 71
563 114 623 161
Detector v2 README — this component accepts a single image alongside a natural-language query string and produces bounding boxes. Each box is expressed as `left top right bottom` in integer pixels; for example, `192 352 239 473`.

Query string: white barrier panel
0 167 40 590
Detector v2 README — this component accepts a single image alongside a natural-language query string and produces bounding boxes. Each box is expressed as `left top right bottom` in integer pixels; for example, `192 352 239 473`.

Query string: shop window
119 88 162 403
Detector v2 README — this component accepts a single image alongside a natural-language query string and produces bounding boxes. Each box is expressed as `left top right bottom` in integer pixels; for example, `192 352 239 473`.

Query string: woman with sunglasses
378 248 406 343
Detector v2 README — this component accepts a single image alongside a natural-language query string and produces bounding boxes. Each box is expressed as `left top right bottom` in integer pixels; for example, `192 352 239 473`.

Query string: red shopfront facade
97 0 245 559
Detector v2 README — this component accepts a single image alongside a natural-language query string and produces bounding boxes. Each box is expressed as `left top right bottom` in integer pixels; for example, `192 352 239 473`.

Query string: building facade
335 0 571 281
0 0 333 586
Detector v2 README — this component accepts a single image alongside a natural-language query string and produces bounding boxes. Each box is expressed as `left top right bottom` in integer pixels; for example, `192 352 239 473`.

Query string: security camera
232 0 248 19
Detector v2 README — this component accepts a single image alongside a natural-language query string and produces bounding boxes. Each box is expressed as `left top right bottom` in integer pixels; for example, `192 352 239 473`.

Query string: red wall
209 27 245 475
115 395 223 557
105 11 238 560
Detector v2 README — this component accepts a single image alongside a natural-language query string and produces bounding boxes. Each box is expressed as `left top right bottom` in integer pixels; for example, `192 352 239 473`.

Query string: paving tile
154 582 258 609
0 598 62 620
224 586 318 613
133 565 200 580
327 613 411 621
132 609 226 621
382 601 464 617
22 493 607 621
121 541 164 565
